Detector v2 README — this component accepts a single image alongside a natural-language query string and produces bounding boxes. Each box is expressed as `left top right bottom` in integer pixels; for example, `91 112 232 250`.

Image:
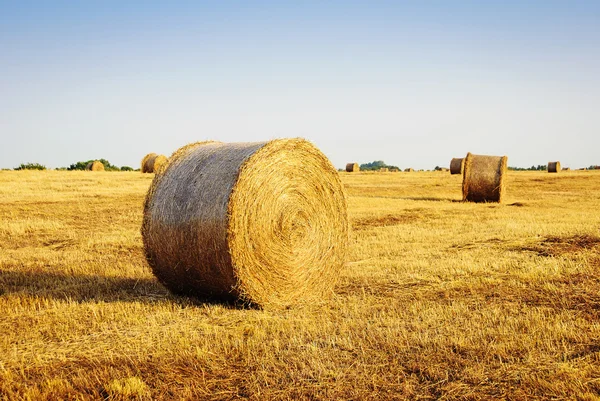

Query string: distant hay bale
389 168 399 172
439 168 449 172
85 161 104 171
563 167 571 171
450 158 465 175
142 139 348 308
380 167 389 172
142 153 168 173
404 168 414 172
548 161 561 173
345 163 359 172
462 152 508 203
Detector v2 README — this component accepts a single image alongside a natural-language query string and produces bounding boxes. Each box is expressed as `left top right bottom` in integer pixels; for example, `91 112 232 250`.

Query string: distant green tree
359 160 399 171
120 166 134 171
67 159 120 171
14 163 46 171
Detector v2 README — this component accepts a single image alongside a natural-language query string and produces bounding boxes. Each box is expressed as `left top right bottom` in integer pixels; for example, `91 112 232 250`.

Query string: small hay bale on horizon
450 158 465 175
379 167 389 172
404 168 414 172
85 161 105 171
548 161 561 173
389 168 399 172
142 153 168 173
345 163 359 172
142 139 348 308
462 152 508 203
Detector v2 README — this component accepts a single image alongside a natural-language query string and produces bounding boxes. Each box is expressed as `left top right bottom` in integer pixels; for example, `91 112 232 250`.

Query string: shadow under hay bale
142 139 348 308
85 161 104 171
450 158 465 175
142 153 168 173
548 161 561 173
462 152 508 203
345 163 359 172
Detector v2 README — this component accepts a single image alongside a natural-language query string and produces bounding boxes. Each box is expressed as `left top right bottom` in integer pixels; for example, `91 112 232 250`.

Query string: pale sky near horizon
1 1 599 170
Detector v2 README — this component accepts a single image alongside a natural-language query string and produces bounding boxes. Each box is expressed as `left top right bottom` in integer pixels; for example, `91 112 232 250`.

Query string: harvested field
1 170 600 399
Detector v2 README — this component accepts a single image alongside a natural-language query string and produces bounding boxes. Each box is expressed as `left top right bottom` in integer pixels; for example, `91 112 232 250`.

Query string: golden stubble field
0 170 599 400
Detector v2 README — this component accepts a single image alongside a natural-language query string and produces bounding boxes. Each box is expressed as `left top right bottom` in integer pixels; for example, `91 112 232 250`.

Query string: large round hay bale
379 167 389 172
462 152 507 203
345 163 359 172
404 168 414 172
142 153 168 173
450 158 465 175
548 161 561 173
85 161 105 171
142 139 348 308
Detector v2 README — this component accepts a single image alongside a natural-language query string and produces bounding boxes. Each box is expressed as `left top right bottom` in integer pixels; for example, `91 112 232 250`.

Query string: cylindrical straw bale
450 158 465 175
142 139 348 308
548 161 561 173
142 153 168 173
404 168 414 172
462 152 508 203
345 163 359 172
86 161 105 171
380 167 389 172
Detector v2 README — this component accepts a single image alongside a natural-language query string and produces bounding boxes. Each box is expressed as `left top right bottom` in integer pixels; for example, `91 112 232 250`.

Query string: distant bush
120 166 134 171
67 159 120 171
15 163 46 171
508 165 548 171
359 160 399 171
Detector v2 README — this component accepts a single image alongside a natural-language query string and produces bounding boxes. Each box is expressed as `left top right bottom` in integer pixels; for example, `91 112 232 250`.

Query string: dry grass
1 169 600 399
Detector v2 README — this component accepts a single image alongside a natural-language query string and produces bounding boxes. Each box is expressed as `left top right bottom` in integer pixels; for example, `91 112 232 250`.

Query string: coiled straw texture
346 163 359 172
462 152 507 203
142 153 168 173
86 161 104 171
450 158 465 175
142 139 348 308
548 161 561 173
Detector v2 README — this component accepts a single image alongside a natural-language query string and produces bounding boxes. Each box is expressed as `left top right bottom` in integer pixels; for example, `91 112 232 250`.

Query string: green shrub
15 163 46 171
359 160 399 171
67 159 119 171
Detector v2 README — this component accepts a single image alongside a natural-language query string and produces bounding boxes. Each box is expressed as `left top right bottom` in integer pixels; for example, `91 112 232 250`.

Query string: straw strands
548 161 561 173
85 161 104 171
462 152 508 203
346 163 359 172
142 153 168 173
142 138 348 308
450 158 465 175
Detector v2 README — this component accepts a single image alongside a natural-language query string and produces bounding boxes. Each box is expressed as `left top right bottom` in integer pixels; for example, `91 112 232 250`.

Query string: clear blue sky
1 1 599 170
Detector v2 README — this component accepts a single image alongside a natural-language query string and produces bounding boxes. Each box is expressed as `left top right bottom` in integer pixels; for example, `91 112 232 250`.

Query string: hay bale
389 168 399 172
563 167 571 171
142 139 348 308
548 161 561 173
380 167 389 172
404 168 414 172
439 167 449 172
462 152 508 203
345 163 359 172
450 158 465 175
142 153 168 173
85 161 104 171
